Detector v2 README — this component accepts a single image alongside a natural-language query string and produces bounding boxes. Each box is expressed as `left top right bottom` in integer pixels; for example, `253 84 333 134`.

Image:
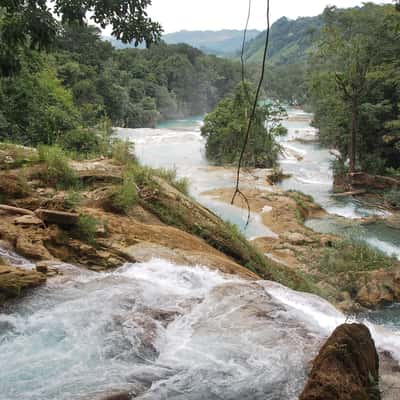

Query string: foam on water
1 259 399 399
0 260 316 399
0 246 35 269
262 281 400 362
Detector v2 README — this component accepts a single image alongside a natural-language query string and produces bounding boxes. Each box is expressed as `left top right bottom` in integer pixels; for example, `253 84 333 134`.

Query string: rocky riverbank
1 143 400 312
0 151 264 306
203 185 400 312
334 172 400 218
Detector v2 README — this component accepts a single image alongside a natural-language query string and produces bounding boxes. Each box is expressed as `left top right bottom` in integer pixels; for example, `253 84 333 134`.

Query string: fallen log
0 204 35 216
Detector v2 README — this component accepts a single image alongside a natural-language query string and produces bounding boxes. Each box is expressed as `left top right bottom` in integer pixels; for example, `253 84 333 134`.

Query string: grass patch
314 237 395 275
38 145 78 189
287 190 316 224
152 167 189 195
287 189 315 204
123 163 190 195
111 139 136 165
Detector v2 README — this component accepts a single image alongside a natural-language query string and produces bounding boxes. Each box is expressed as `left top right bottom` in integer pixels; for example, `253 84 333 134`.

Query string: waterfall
1 258 399 400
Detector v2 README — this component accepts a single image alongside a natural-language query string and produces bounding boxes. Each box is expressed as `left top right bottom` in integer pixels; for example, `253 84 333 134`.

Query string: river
117 111 400 259
0 112 400 399
117 110 400 341
0 245 399 399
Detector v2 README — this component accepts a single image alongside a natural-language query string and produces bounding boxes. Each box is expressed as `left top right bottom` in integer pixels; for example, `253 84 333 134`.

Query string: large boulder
300 323 380 400
355 268 400 308
0 265 46 303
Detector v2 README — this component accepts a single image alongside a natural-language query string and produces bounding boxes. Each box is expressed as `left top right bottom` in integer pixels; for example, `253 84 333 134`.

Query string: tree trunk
349 98 359 173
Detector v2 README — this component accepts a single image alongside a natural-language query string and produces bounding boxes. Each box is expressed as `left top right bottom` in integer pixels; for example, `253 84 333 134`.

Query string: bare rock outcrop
0 264 46 303
300 323 380 400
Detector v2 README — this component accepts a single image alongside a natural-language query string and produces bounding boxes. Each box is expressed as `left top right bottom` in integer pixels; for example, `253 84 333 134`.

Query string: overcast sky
147 0 393 33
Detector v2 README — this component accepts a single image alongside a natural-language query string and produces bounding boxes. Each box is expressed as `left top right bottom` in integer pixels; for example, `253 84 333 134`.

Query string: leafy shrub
59 128 105 158
360 153 387 175
111 139 136 165
106 169 139 214
386 167 400 177
38 145 78 189
384 188 400 209
73 215 98 245
130 164 155 188
274 125 288 136
268 167 286 184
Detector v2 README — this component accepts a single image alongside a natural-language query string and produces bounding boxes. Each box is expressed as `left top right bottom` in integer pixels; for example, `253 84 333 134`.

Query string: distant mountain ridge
244 15 323 64
163 29 260 56
103 29 260 56
104 14 324 64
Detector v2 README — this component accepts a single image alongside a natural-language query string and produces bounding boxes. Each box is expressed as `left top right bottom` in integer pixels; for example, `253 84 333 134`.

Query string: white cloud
147 0 394 33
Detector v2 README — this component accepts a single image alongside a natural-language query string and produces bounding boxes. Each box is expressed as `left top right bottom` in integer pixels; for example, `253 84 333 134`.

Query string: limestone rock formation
0 264 46 303
300 323 380 400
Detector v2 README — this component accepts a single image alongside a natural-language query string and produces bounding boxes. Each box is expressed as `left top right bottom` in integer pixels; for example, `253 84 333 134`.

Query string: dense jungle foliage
308 3 400 175
244 3 400 176
0 13 240 147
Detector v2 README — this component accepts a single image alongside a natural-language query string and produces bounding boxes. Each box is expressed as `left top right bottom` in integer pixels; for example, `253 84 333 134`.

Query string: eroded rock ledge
0 264 46 303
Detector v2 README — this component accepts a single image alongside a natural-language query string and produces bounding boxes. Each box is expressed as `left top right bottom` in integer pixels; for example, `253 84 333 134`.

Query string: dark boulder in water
300 323 380 400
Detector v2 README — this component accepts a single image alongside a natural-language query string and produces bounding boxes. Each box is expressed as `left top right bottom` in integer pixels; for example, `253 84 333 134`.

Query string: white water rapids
1 248 400 400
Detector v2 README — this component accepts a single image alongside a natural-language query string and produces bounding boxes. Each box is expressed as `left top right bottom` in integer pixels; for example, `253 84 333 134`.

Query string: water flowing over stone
0 258 399 399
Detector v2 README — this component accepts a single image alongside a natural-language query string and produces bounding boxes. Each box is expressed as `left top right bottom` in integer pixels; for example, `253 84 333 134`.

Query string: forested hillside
244 15 323 65
0 24 241 146
237 15 323 106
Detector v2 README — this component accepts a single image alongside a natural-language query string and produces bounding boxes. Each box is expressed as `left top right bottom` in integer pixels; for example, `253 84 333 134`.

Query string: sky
147 0 394 33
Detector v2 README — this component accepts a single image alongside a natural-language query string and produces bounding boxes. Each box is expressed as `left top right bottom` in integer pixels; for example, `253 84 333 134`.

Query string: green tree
201 82 286 168
309 3 400 174
0 61 80 144
0 0 162 75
